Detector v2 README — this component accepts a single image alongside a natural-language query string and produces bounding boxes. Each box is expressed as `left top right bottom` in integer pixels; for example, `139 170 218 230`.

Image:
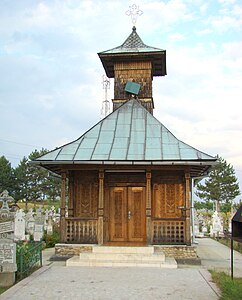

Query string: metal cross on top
126 4 143 26
0 190 14 210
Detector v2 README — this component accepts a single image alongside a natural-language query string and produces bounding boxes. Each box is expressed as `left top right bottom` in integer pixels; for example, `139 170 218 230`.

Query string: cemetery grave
0 190 61 287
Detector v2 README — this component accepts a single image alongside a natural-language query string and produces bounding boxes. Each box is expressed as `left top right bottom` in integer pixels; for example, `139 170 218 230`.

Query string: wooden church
33 26 217 246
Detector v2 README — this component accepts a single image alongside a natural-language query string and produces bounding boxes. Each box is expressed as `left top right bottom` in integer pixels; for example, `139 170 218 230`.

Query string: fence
16 241 42 279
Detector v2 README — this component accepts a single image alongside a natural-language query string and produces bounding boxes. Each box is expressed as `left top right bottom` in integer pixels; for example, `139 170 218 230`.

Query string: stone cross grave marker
47 217 53 236
0 190 17 287
210 210 224 237
14 209 26 241
25 208 35 236
44 209 49 230
34 207 45 241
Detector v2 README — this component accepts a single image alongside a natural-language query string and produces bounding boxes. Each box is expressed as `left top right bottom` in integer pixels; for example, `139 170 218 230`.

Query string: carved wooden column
146 171 152 244
185 172 191 245
60 171 67 242
97 171 104 245
68 171 74 217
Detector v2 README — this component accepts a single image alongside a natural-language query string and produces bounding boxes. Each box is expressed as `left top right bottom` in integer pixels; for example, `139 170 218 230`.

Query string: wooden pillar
68 171 74 217
146 171 152 244
98 171 104 245
185 172 191 245
60 171 67 242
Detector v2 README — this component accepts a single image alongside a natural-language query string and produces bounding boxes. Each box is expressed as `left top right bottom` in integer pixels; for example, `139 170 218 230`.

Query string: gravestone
44 209 49 230
47 217 53 236
25 208 35 236
34 207 45 241
14 209 26 241
194 210 200 237
202 226 208 234
210 210 224 237
0 191 17 287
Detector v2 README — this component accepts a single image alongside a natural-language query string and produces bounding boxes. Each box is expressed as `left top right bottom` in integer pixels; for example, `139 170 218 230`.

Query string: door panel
128 187 146 242
109 187 127 242
109 187 146 243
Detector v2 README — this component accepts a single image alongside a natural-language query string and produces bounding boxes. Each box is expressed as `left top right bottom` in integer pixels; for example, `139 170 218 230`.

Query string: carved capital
99 171 104 179
98 209 104 216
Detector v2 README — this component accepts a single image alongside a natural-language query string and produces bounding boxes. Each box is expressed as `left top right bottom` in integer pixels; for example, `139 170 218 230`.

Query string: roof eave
31 159 217 166
98 51 167 78
30 159 216 177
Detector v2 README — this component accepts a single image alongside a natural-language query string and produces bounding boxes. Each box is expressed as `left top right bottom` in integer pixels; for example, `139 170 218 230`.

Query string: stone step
92 246 154 254
66 256 177 268
79 252 165 262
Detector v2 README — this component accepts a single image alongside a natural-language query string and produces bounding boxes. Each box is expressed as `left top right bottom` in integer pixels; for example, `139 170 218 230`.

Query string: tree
196 156 240 212
0 156 14 194
13 149 61 206
44 173 61 202
27 149 49 203
13 156 29 202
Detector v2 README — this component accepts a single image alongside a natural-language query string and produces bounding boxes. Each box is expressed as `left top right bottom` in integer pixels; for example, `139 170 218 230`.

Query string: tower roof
98 26 166 77
32 99 216 176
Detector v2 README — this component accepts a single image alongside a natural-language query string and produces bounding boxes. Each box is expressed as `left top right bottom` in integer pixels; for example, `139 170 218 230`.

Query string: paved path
196 238 242 277
2 237 242 300
1 266 218 300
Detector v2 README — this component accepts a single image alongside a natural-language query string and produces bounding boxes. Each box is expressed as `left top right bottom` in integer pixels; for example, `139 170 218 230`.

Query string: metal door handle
128 211 132 220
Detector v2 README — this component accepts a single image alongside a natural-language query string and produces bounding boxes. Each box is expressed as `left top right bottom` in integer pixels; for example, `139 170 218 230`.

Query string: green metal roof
99 26 164 54
34 99 216 164
98 27 167 77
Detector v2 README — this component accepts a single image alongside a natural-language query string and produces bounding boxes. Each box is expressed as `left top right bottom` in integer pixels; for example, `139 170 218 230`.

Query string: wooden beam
68 171 74 217
60 171 67 242
146 171 152 244
97 171 104 245
185 172 191 245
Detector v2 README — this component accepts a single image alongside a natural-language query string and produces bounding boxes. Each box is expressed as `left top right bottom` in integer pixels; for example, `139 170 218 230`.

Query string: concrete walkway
1 238 241 300
196 237 242 277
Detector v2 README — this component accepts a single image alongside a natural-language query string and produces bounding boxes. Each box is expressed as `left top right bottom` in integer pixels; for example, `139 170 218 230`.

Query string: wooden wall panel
72 171 98 218
114 61 152 100
152 183 184 219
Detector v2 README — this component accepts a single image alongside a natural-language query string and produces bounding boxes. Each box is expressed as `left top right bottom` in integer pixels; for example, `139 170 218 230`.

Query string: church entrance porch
62 168 192 246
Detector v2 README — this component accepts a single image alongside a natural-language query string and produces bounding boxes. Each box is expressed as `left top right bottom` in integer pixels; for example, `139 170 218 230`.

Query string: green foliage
194 200 213 210
43 230 60 248
0 156 14 194
11 149 61 204
13 156 29 201
196 156 240 212
0 287 9 295
16 241 42 280
210 270 242 300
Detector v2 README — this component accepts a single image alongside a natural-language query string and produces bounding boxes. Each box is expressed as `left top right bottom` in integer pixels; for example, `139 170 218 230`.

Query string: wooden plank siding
113 61 154 113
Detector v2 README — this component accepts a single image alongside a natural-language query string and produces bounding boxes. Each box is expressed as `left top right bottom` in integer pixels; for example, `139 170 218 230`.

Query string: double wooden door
109 187 146 243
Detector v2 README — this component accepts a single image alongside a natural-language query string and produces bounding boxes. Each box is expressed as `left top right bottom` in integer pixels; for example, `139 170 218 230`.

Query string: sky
0 0 241 200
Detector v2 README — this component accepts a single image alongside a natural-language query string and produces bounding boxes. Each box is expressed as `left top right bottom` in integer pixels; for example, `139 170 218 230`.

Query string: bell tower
98 26 166 115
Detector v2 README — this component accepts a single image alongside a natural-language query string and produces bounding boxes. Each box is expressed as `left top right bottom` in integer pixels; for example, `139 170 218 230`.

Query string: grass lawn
210 270 242 300
16 200 60 211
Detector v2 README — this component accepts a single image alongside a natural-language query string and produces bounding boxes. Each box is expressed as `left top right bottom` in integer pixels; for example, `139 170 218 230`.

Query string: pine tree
196 156 240 212
13 156 29 201
13 149 61 205
0 156 14 195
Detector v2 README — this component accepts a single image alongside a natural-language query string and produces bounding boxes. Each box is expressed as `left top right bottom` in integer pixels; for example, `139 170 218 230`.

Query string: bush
43 230 60 248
